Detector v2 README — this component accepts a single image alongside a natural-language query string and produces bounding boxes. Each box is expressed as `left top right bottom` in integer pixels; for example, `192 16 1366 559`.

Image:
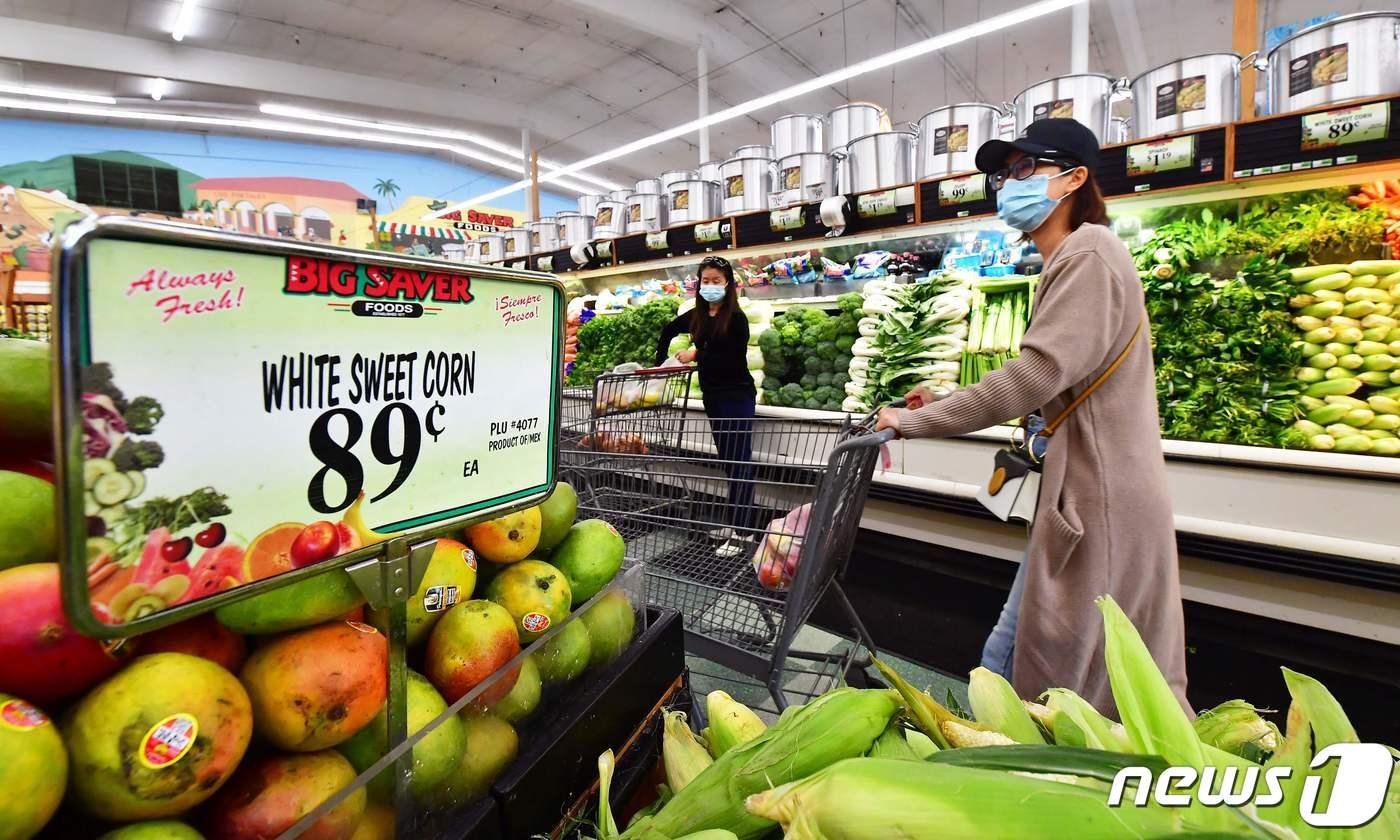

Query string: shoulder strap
1040 318 1145 438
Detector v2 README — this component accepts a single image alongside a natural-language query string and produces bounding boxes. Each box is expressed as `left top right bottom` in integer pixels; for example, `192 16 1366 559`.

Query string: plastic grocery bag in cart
752 503 811 592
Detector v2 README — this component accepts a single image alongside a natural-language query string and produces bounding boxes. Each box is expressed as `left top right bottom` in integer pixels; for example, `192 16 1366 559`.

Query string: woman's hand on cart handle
903 384 937 410
676 347 698 364
874 402 905 439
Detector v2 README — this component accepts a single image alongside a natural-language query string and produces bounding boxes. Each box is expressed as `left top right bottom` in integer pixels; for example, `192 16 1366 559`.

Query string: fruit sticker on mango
0 698 49 731
138 713 198 770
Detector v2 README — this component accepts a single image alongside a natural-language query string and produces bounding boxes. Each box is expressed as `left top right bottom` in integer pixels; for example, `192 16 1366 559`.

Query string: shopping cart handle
871 428 899 444
886 398 907 409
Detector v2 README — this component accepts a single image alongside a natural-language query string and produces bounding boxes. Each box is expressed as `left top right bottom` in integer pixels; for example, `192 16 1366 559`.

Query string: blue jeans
981 555 1027 680
704 397 757 531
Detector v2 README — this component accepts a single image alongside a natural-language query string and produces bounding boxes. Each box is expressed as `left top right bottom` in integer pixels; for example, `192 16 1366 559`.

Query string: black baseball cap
975 118 1100 175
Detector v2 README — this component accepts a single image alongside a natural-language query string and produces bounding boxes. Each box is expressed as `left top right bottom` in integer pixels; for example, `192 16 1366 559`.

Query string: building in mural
376 195 524 258
187 176 368 246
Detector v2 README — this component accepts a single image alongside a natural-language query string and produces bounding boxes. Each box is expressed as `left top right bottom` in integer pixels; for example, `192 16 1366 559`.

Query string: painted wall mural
0 117 575 278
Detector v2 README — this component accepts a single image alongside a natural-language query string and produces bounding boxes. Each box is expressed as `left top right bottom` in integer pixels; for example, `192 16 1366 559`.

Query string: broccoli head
113 439 165 471
835 313 859 335
835 353 854 372
800 308 827 327
837 292 864 313
763 359 788 379
804 355 829 374
779 322 802 344
778 383 804 405
831 372 850 388
783 305 808 321
762 375 781 392
123 396 164 435
804 397 823 410
815 341 839 361
799 373 818 390
757 328 782 354
816 371 834 387
816 319 842 342
822 399 843 412
835 334 856 354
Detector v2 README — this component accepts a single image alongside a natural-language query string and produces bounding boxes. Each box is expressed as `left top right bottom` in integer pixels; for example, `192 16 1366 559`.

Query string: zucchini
125 470 146 499
1372 438 1400 455
1337 354 1365 370
1347 260 1400 276
1301 300 1344 318
1309 434 1337 451
92 471 135 506
1296 367 1325 384
1300 272 1351 294
84 458 117 489
1305 353 1338 370
926 745 1169 784
1289 264 1348 283
1335 435 1374 453
1346 273 1380 289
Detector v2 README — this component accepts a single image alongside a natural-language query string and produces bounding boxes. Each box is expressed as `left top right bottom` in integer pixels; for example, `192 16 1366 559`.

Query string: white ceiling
0 0 1380 191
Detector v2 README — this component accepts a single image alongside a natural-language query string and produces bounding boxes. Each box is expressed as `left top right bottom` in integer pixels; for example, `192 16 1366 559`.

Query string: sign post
53 217 562 638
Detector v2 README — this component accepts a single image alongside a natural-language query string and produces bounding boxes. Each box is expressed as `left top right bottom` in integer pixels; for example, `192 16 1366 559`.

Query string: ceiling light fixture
171 0 198 42
0 82 117 105
0 97 601 195
257 103 622 191
150 78 170 101
429 0 1084 217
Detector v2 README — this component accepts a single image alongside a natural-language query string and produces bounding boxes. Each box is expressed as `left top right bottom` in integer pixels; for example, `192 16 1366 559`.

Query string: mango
338 670 465 801
550 519 626 607
202 750 365 840
215 568 365 635
0 339 52 455
0 694 66 840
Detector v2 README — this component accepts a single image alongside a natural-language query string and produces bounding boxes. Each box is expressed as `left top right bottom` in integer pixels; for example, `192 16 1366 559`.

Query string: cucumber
125 470 146 499
92 471 135 506
84 458 117 489
84 491 100 517
926 745 1169 784
97 504 127 529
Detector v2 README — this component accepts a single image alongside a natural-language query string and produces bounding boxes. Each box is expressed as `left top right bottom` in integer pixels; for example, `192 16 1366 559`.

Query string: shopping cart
561 366 897 709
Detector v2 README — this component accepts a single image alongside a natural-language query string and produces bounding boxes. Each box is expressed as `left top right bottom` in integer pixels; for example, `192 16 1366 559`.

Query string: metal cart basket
561 365 894 709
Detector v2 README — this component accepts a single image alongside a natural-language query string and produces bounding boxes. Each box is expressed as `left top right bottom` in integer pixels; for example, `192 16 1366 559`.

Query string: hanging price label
769 207 804 231
1301 102 1390 151
1126 135 1196 177
537 255 554 272
856 190 898 218
645 231 669 251
595 240 613 260
936 174 987 207
54 218 561 637
694 222 723 243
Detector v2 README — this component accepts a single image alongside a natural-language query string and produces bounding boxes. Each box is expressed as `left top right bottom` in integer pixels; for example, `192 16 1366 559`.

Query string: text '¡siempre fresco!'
284 256 475 303
127 267 246 323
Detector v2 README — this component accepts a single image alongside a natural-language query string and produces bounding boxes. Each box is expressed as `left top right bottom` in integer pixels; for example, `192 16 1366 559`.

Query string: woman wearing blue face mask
874 119 1187 716
657 256 758 555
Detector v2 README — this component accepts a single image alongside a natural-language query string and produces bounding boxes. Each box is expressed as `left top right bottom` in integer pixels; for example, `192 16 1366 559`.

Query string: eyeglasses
699 255 730 269
989 156 1079 190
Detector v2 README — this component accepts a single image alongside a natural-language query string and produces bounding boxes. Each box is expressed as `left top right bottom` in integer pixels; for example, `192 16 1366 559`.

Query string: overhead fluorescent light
0 82 117 105
149 78 169 101
430 0 1084 216
0 97 600 196
257 103 622 191
171 0 198 42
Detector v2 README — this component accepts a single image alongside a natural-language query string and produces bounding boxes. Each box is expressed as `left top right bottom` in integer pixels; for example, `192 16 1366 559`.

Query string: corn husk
744 758 1183 840
663 711 713 792
1193 700 1281 761
967 666 1047 744
704 691 766 758
866 724 920 760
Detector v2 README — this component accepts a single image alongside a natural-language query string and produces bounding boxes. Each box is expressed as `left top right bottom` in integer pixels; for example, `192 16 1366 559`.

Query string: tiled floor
686 623 969 722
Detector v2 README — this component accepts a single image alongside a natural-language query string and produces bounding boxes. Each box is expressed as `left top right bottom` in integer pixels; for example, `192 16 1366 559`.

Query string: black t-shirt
656 309 756 403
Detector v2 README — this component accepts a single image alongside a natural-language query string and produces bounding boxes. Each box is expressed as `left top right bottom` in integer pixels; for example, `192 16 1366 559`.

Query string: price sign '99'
55 217 561 636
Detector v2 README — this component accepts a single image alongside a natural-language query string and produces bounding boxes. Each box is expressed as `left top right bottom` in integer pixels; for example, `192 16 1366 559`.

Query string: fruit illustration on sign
0 470 56 571
368 538 478 647
62 653 254 821
0 693 67 840
534 481 579 552
290 520 342 568
485 559 573 644
178 543 245 605
202 750 366 840
239 621 388 751
0 563 129 705
240 523 303 582
551 519 626 606
465 507 541 564
339 670 466 801
341 492 398 548
425 599 521 707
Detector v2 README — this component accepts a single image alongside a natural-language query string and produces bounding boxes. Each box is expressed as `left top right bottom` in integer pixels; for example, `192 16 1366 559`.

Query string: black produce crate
1234 95 1400 179
1096 126 1228 197
492 607 685 840
429 794 503 840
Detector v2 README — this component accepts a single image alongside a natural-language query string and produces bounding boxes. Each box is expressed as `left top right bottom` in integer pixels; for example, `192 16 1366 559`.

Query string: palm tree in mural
373 178 401 212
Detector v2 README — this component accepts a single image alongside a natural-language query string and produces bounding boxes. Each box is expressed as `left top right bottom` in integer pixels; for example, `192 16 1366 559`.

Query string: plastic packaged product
821 257 850 279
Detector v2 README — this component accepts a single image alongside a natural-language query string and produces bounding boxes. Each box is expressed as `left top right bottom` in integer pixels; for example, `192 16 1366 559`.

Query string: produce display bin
493 605 685 840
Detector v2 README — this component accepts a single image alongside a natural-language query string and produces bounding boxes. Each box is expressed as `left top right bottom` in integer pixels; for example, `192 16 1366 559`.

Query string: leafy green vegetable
568 298 680 385
115 487 231 562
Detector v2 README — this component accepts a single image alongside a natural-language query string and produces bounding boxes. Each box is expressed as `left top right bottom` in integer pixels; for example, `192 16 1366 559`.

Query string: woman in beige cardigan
876 119 1189 714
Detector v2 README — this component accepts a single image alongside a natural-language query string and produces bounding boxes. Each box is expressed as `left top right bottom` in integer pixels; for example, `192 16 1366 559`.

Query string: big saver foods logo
284 255 474 319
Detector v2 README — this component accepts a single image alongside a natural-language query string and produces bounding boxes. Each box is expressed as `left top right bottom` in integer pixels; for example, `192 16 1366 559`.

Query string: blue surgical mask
996 170 1074 232
699 285 726 303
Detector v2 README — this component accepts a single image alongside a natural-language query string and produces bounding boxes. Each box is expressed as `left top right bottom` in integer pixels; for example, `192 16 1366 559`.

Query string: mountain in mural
0 150 203 208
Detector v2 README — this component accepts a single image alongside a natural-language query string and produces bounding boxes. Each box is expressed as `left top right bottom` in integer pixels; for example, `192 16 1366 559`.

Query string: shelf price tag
694 221 724 243
595 240 613 260
936 175 987 207
856 190 898 217
537 255 554 272
769 207 804 232
1301 102 1390 151
1126 135 1195 177
645 231 668 251
54 218 561 637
